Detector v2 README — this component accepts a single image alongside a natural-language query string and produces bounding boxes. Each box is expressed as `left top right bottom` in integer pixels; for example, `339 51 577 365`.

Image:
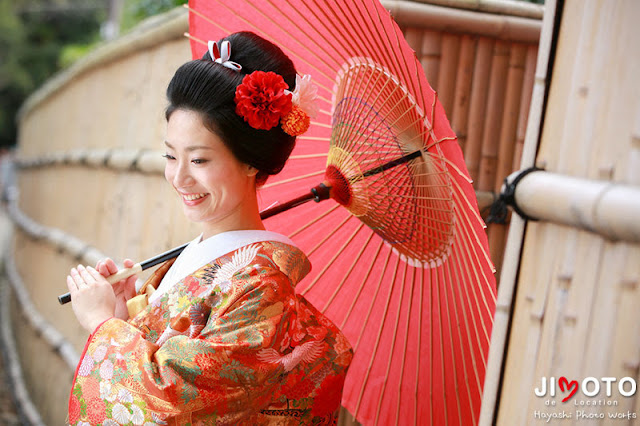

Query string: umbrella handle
57 263 143 305
105 263 143 284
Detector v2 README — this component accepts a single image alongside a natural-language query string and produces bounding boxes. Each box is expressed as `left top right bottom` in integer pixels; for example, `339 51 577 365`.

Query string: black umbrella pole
361 150 422 178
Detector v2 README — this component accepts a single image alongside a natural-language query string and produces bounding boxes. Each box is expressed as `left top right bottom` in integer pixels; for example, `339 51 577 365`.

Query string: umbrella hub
329 59 456 267
325 147 369 217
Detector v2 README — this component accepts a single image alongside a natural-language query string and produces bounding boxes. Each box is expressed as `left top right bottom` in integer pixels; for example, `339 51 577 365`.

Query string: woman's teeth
184 193 207 201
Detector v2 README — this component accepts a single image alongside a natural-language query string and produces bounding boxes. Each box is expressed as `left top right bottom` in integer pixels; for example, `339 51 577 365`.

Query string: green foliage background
0 0 183 149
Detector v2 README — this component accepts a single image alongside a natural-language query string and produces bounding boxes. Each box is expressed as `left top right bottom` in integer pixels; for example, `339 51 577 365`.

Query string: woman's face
164 109 257 235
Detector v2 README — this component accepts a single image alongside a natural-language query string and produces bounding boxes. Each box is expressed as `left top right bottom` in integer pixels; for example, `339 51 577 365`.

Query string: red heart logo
558 377 578 402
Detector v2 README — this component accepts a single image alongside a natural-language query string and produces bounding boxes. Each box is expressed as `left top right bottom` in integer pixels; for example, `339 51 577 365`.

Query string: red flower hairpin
235 71 292 131
234 71 319 136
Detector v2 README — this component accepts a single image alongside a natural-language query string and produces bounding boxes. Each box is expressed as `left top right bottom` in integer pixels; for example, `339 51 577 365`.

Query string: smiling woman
64 31 352 425
163 110 263 238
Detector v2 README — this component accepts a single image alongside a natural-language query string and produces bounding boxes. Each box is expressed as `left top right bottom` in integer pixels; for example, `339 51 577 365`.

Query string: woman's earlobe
246 165 259 177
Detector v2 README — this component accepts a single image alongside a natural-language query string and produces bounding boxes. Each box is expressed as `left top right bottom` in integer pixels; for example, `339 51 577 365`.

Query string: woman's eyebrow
164 141 214 151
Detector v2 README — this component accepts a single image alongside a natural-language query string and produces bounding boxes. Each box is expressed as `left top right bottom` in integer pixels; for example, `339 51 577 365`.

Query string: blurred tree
0 0 29 149
0 0 104 148
120 0 184 32
0 0 186 148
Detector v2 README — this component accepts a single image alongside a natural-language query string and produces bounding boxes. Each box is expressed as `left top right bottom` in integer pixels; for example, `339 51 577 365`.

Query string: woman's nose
171 162 195 187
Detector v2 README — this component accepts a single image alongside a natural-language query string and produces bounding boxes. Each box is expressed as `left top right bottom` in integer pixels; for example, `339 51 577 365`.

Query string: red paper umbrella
188 1 497 424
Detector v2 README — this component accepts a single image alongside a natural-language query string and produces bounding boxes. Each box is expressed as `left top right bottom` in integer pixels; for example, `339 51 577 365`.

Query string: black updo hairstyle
165 31 297 186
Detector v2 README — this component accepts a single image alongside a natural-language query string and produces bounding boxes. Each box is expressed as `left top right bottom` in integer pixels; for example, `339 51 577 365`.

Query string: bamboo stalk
495 43 527 192
420 30 442 89
450 35 477 156
437 34 461 115
484 47 525 278
629 105 640 185
512 45 538 171
403 27 423 57
465 37 494 185
477 40 510 191
382 1 541 42
513 170 640 243
487 222 507 281
404 0 544 19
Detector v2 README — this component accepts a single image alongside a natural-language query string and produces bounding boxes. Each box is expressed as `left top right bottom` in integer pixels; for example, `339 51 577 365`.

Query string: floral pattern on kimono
68 241 352 425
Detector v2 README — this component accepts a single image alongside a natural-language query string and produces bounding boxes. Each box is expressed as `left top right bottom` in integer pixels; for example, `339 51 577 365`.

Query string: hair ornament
290 74 318 119
208 40 242 72
235 71 292 130
234 69 319 136
281 74 318 136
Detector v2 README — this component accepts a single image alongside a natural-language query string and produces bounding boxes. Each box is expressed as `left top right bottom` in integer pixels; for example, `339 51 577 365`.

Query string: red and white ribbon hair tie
207 40 242 72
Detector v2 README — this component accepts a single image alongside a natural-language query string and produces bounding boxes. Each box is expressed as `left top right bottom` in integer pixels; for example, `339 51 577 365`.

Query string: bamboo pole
437 34 461 116
606 246 640 416
450 35 476 156
465 37 494 185
486 43 526 277
478 0 559 424
494 44 526 192
477 40 509 192
512 45 538 171
420 30 442 89
512 170 640 243
630 105 640 185
406 0 544 19
382 1 541 43
495 222 563 424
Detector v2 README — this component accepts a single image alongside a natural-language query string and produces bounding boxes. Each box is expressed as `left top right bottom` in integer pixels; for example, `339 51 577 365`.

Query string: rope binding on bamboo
487 166 544 224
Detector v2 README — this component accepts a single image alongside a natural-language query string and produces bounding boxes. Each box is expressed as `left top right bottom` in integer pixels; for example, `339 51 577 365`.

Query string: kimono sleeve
68 266 297 425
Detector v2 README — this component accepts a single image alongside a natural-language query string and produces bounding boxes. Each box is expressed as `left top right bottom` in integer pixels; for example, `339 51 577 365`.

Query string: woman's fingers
66 274 78 293
77 265 95 284
70 267 87 287
96 260 108 276
70 265 110 290
96 258 135 281
104 258 119 275
86 266 107 282
96 259 117 277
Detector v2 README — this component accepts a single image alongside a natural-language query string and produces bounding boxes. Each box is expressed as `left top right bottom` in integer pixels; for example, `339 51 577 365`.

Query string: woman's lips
180 192 209 206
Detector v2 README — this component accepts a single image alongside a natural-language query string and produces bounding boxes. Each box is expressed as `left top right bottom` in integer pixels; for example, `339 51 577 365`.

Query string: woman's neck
200 192 265 240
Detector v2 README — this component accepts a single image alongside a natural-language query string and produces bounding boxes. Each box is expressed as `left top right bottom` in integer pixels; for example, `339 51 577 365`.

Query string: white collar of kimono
148 230 297 303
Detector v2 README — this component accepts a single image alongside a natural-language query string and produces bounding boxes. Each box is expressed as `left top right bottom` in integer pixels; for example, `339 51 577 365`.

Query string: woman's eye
192 158 208 165
162 154 175 160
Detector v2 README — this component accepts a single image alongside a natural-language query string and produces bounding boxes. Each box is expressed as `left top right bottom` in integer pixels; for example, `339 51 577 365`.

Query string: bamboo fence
480 0 640 424
4 1 542 423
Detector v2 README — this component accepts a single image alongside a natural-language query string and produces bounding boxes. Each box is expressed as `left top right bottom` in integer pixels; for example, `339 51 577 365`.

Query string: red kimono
68 239 353 425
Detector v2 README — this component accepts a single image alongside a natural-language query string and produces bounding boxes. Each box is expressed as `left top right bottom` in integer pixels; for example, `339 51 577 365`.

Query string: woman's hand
66 259 138 333
67 265 117 334
96 258 138 321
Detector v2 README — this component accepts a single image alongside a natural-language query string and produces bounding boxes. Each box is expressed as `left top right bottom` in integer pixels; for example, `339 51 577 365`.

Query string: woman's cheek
164 165 174 184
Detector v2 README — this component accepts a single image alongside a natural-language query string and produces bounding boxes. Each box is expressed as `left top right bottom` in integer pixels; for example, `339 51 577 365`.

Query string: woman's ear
246 164 259 177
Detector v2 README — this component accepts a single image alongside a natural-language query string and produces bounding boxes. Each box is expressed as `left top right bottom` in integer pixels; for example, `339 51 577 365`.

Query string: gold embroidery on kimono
68 241 353 425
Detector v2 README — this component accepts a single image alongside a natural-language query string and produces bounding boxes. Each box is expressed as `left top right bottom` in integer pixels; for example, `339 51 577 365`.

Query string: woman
65 32 353 425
